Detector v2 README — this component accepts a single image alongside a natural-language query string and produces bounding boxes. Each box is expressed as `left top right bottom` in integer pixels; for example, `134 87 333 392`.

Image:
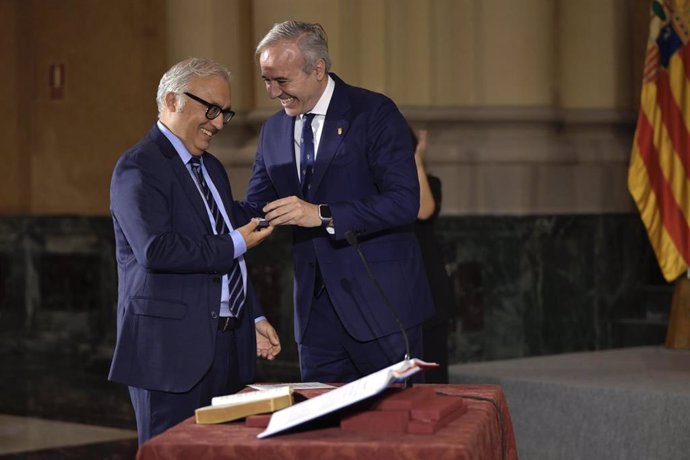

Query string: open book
257 358 437 438
195 385 294 424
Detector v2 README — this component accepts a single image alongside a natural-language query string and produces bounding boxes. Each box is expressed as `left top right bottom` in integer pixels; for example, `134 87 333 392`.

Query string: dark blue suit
108 124 261 441
246 74 434 378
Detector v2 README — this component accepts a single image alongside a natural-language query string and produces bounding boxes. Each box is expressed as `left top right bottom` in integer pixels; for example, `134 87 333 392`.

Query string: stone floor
0 336 138 459
0 332 301 459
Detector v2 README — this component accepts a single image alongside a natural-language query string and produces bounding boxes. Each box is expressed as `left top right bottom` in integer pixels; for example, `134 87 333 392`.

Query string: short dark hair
256 20 332 73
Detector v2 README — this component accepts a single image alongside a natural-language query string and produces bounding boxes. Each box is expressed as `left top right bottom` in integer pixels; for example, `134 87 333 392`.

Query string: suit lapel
309 76 350 197
170 155 213 231
267 115 302 197
151 127 212 232
310 116 348 196
284 116 302 196
205 156 237 228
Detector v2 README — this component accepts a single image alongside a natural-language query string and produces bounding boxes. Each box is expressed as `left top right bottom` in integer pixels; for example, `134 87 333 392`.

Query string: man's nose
266 81 282 98
211 113 224 130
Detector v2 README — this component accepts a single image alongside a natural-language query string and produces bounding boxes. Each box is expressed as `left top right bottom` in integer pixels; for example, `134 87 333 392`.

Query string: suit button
212 276 221 283
211 312 218 319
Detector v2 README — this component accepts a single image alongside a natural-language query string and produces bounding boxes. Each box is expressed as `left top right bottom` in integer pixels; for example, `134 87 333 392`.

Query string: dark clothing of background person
414 174 455 383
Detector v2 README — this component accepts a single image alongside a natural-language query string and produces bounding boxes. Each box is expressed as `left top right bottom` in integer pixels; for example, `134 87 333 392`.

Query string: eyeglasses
183 92 235 124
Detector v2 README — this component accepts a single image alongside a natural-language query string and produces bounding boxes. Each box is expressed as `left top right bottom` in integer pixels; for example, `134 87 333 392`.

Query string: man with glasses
183 91 236 124
108 57 281 444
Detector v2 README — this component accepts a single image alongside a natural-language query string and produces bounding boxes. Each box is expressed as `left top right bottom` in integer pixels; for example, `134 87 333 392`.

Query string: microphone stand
345 231 413 388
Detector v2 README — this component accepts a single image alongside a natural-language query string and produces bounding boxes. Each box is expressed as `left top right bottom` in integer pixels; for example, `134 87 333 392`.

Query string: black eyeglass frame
183 92 235 124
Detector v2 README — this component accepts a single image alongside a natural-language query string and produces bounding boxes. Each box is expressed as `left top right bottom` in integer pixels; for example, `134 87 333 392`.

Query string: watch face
319 205 332 219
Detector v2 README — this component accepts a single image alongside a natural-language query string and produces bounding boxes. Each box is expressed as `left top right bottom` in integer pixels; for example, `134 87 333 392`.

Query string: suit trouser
128 327 240 445
298 287 423 383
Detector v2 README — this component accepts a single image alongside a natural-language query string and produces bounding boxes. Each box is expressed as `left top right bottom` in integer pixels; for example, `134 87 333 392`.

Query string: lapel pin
338 127 343 136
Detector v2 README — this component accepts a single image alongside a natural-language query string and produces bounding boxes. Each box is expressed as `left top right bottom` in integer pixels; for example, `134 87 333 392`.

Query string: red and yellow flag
629 0 690 282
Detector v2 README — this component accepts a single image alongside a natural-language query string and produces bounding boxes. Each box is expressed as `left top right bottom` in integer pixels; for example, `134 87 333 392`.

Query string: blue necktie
300 113 316 197
189 157 245 317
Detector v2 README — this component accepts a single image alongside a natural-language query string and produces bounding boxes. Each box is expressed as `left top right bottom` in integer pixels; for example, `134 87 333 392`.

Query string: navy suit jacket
108 124 262 393
246 74 434 344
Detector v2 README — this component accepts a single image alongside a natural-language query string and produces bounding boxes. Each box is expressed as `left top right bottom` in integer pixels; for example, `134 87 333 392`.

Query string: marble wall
0 213 666 378
437 214 668 364
0 217 116 358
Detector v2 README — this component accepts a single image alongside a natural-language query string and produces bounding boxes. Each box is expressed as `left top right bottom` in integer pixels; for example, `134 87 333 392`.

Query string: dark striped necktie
300 113 316 197
189 156 245 317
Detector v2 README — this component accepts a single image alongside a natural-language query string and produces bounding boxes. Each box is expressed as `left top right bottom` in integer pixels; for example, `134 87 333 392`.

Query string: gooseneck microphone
344 230 411 362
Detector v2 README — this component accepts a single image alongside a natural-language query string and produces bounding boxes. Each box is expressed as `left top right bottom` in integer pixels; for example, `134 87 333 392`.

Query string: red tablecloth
136 384 518 460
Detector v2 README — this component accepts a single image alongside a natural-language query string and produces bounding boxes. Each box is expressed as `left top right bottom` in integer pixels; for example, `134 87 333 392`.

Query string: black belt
217 316 240 332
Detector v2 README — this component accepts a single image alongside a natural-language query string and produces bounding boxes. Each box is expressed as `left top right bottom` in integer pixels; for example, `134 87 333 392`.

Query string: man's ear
164 92 180 112
314 58 327 80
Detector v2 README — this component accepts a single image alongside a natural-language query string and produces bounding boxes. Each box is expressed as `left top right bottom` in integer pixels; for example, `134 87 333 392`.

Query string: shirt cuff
229 229 247 256
254 316 266 324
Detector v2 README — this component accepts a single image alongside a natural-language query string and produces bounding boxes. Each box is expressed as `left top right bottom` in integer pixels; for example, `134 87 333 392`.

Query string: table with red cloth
136 384 518 460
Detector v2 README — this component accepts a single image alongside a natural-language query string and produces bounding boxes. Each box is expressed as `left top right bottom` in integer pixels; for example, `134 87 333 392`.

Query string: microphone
344 230 411 362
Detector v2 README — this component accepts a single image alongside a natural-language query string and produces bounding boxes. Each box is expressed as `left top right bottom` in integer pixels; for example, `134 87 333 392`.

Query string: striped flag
628 0 690 282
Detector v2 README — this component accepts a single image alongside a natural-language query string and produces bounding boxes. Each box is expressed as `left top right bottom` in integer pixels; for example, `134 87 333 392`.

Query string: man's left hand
255 319 281 360
263 196 321 228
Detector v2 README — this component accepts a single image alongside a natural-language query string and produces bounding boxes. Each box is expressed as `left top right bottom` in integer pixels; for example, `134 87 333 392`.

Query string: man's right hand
239 218 274 249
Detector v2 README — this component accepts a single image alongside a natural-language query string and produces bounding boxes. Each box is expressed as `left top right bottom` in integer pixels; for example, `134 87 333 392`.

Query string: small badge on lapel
338 127 343 136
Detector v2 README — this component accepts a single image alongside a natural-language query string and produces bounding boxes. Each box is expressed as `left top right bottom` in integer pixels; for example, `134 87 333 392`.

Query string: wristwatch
318 204 335 235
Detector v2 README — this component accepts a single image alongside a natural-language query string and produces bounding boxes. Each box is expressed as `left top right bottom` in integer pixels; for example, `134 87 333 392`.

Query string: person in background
412 128 455 383
108 57 281 444
246 21 434 383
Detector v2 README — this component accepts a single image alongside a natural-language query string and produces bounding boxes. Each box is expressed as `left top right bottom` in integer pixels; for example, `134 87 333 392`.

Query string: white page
256 359 431 439
249 382 336 391
210 385 292 407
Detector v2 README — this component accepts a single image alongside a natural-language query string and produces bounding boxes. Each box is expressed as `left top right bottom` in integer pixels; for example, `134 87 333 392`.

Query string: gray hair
156 57 232 114
256 21 331 73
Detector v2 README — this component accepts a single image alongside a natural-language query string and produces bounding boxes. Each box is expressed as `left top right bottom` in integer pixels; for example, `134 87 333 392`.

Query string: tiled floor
0 337 138 459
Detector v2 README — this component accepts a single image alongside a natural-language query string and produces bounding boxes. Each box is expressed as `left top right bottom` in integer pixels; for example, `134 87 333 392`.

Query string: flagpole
665 270 690 349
